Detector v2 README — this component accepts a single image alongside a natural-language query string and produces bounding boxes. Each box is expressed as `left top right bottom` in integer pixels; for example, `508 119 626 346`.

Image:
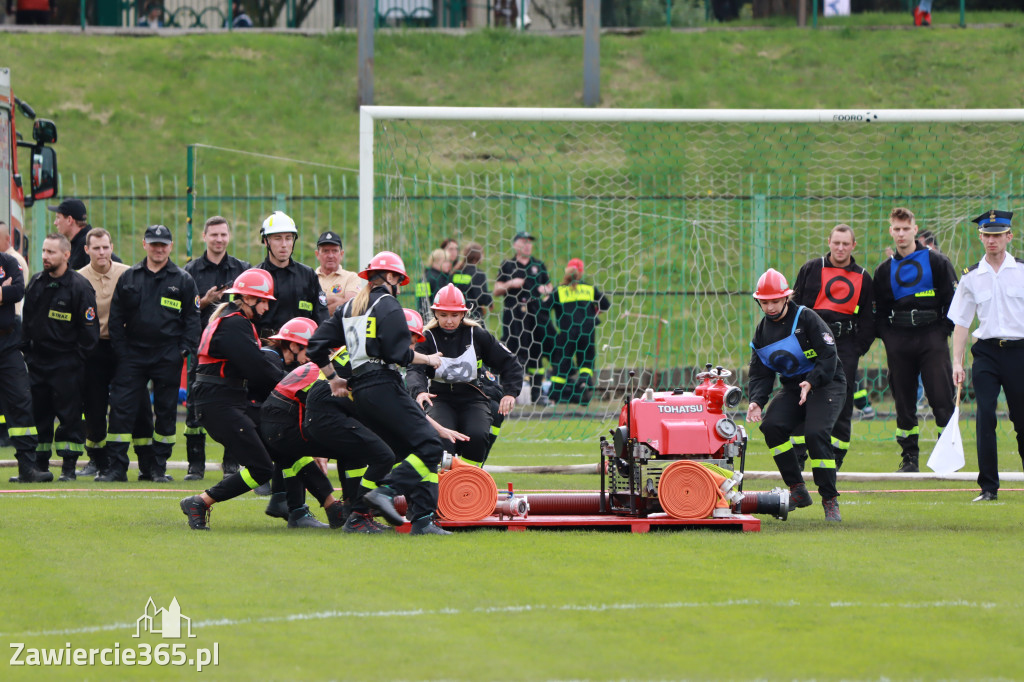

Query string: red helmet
269 317 318 346
567 258 585 275
403 308 426 342
431 283 469 313
359 251 410 286
226 268 276 301
752 268 794 300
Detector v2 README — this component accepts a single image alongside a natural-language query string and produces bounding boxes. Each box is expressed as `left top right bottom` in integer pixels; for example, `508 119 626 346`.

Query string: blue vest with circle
889 249 935 300
751 306 816 378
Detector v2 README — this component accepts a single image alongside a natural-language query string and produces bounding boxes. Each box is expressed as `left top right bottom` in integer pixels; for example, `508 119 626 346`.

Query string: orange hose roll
436 457 499 522
657 460 726 519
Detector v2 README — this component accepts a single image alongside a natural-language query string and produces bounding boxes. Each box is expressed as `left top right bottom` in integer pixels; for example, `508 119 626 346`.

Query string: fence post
753 193 767 277
358 0 375 107
583 0 600 107
186 145 195 262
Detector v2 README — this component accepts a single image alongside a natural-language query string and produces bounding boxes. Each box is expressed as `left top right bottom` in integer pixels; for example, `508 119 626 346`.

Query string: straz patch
822 332 835 345
299 300 314 311
160 296 182 311
48 309 72 322
658 404 704 414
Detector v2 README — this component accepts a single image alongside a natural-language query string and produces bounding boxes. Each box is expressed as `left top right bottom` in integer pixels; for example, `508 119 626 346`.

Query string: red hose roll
437 458 499 522
657 460 722 519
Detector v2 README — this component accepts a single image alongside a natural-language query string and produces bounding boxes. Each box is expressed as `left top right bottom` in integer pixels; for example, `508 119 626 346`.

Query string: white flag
927 406 966 474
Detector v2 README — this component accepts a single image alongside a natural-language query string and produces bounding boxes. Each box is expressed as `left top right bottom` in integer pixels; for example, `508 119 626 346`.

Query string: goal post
359 106 1024 442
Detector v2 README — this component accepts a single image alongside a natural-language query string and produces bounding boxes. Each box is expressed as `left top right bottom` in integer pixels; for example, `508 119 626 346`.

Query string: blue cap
972 210 1013 234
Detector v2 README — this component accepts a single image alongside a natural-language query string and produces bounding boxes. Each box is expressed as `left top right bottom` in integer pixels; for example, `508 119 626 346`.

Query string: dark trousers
793 337 858 470
0 333 38 456
352 375 445 522
503 309 546 400
427 393 492 465
882 325 955 459
304 395 396 507
760 379 846 499
82 340 152 471
550 325 596 404
105 345 182 476
971 340 1024 494
28 360 85 470
260 403 335 510
197 395 275 503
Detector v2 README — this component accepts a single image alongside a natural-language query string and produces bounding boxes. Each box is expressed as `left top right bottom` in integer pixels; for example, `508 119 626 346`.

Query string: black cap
144 224 173 244
316 231 343 248
972 210 1013 234
512 231 535 243
47 198 87 222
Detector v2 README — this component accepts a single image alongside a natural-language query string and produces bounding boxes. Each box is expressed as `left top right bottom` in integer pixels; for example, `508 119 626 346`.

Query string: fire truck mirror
30 145 58 203
32 118 57 144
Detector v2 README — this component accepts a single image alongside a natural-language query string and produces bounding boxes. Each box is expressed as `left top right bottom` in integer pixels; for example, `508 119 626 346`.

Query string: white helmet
261 211 298 238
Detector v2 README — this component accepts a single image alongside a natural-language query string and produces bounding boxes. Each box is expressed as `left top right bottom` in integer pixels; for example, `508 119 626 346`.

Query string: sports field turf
2 418 1022 681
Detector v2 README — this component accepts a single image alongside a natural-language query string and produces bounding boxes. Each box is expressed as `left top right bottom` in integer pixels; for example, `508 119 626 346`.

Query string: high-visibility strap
240 468 259 489
106 433 130 443
359 478 378 490
771 441 794 456
282 456 314 478
184 426 205 436
54 441 85 453
791 435 806 446
345 467 368 480
405 454 438 483
831 436 850 450
550 376 568 384
132 437 153 447
490 424 500 436
579 367 594 376
86 439 106 449
853 389 868 400
9 426 38 437
35 442 52 452
808 458 837 469
461 457 484 467
153 433 176 445
0 415 5 424
896 427 920 438
527 367 545 375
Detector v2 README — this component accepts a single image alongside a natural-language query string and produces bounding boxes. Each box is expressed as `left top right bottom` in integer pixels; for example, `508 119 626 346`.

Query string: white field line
0 599 1001 639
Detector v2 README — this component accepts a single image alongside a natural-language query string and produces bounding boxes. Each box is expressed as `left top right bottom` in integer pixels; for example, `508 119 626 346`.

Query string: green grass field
3 416 1023 680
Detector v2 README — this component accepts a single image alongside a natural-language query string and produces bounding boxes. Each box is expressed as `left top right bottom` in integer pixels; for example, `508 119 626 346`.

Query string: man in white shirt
949 209 1024 502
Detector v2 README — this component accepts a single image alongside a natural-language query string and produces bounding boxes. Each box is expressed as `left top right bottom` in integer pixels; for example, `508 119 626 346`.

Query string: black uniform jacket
792 254 875 356
257 257 328 335
407 323 524 399
497 256 550 317
307 286 415 388
185 252 251 328
0 252 25 331
452 263 493 319
196 302 286 401
873 242 957 337
109 259 200 358
747 303 844 408
22 268 99 365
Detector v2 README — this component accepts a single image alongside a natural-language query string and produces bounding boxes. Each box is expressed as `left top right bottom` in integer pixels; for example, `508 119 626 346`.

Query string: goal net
361 107 1024 443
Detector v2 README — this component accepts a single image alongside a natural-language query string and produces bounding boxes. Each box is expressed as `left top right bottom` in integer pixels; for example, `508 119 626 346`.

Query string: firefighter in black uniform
1 249 46 483
179 269 287 530
874 207 957 473
409 284 523 467
22 234 99 481
104 225 201 482
307 250 450 535
414 248 451 319
255 211 328 339
791 224 874 470
495 231 553 404
545 258 610 405
746 268 846 522
452 241 493 321
182 215 251 480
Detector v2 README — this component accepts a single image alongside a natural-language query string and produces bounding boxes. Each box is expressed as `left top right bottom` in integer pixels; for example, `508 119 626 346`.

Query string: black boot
325 501 351 529
58 457 78 482
897 455 919 473
286 505 330 529
363 486 406 526
9 452 54 483
410 513 452 536
788 483 812 510
264 492 289 520
36 450 51 478
185 434 205 481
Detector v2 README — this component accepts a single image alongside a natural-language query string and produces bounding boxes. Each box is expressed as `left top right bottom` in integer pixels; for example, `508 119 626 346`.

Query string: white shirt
947 251 1024 340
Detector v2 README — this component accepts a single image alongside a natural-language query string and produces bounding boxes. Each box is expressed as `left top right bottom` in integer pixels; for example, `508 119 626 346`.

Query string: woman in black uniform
408 284 523 467
307 251 451 535
179 268 286 530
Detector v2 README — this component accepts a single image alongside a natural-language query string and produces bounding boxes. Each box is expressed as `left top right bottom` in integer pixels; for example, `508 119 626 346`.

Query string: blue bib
752 306 816 378
890 249 935 300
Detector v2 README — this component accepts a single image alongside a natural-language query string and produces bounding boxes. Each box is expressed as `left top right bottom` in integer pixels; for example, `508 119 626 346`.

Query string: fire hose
436 457 499 522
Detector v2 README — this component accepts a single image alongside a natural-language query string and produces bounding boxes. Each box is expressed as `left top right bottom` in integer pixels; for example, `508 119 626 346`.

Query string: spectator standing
874 207 957 473
226 0 253 27
1 247 45 482
6 0 51 24
495 231 553 404
183 216 251 480
791 224 874 470
137 1 163 26
441 238 462 271
949 210 1024 502
104 225 200 482
47 199 92 271
453 241 492 321
256 211 328 339
21 234 98 481
314 230 362 316
545 258 610 404
0 220 28 317
913 0 932 26
415 248 451 318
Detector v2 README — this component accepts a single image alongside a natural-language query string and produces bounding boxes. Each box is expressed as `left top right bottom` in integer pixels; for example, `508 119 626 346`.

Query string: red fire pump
600 364 790 520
